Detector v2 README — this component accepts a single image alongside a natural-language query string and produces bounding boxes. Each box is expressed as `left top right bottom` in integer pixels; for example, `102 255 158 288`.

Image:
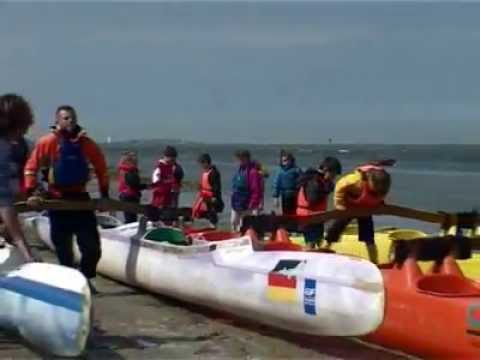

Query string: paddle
241 205 479 235
14 199 193 222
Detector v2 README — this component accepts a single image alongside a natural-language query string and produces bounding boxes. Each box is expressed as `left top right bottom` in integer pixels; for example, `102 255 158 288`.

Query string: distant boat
338 149 350 154
107 136 112 144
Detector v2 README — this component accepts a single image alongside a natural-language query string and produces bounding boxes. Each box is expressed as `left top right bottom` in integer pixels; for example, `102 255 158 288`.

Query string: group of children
117 147 392 260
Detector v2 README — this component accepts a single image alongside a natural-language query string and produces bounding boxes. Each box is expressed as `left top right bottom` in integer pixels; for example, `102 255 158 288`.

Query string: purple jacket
231 163 263 210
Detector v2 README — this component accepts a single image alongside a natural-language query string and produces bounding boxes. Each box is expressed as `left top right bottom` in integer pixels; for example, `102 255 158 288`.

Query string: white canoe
28 215 385 337
0 243 91 357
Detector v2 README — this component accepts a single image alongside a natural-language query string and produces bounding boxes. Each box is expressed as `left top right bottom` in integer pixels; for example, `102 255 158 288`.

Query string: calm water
103 142 480 232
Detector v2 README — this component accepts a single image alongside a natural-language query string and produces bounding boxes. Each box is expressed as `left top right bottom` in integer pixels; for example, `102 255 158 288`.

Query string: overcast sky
1 1 479 144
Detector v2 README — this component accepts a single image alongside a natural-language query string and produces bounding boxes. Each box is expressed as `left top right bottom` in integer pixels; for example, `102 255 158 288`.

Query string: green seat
144 228 189 246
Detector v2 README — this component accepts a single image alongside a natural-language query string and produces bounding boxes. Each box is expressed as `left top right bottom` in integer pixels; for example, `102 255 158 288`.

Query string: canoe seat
144 228 189 246
417 274 480 297
191 231 240 242
264 242 303 251
97 214 124 229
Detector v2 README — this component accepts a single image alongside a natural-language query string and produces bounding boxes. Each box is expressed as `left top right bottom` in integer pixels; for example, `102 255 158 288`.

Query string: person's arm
294 167 303 190
152 167 160 185
272 169 281 198
248 168 262 210
23 138 48 195
82 138 109 198
125 171 147 191
175 165 184 182
173 164 184 191
209 168 222 200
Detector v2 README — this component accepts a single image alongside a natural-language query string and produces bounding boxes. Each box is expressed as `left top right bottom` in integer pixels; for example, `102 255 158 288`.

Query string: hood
118 161 137 171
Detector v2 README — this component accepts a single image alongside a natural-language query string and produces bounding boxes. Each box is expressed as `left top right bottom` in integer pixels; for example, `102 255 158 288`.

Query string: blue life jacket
231 166 250 211
50 138 90 187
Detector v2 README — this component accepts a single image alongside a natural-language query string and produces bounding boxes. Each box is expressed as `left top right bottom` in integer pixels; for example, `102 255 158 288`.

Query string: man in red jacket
25 105 109 293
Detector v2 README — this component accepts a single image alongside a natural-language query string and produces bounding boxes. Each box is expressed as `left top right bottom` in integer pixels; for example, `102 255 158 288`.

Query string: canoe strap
131 216 148 242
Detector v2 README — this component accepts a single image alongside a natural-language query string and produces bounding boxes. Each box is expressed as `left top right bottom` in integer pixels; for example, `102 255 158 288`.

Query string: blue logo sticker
304 279 316 315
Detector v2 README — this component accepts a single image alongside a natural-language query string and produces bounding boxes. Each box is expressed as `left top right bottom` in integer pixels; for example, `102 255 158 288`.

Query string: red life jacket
151 160 176 207
296 185 327 216
192 169 214 218
349 165 386 208
117 162 140 198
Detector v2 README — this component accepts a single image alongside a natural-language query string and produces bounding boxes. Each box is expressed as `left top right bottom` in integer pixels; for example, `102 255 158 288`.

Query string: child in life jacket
117 151 148 223
230 150 263 232
253 160 268 212
296 157 342 249
325 162 392 263
273 152 302 215
151 146 179 209
192 153 224 227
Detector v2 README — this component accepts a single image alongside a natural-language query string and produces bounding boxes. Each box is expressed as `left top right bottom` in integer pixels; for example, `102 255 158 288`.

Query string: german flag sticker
266 260 301 303
467 303 480 336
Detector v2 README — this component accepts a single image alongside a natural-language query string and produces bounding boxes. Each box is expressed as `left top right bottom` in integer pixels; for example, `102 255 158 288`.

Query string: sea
103 142 480 233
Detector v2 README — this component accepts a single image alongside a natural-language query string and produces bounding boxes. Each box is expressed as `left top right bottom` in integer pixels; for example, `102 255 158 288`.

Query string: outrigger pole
15 199 479 230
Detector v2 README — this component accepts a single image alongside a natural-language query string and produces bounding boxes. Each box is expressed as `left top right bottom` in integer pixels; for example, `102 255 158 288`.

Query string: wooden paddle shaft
14 199 478 228
15 199 145 214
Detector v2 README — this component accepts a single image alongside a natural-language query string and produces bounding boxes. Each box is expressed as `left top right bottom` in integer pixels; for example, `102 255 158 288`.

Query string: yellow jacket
334 170 364 210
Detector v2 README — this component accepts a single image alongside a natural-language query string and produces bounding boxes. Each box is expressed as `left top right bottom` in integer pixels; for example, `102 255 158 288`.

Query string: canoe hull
366 260 480 359
0 245 91 357
30 217 385 337
292 226 480 279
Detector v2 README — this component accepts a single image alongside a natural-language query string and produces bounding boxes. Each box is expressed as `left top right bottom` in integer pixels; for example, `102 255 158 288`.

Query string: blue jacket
272 164 302 198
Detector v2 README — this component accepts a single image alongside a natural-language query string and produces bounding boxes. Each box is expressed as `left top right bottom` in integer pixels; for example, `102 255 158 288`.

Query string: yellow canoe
291 225 480 279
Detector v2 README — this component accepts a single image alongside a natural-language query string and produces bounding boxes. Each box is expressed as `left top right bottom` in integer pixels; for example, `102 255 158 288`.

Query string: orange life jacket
296 186 327 216
117 162 140 198
192 169 213 218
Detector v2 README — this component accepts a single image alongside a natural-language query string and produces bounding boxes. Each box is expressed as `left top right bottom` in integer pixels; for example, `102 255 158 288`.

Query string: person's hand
32 252 43 262
26 196 44 208
24 251 43 263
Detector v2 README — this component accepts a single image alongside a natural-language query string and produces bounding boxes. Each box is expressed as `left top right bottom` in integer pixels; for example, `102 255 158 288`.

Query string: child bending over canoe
296 157 342 249
325 162 392 263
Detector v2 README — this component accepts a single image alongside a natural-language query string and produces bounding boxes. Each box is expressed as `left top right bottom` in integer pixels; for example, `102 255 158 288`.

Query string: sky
1 1 480 144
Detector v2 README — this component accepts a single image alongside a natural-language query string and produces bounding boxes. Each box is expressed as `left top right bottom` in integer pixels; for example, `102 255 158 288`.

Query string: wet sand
0 240 412 360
